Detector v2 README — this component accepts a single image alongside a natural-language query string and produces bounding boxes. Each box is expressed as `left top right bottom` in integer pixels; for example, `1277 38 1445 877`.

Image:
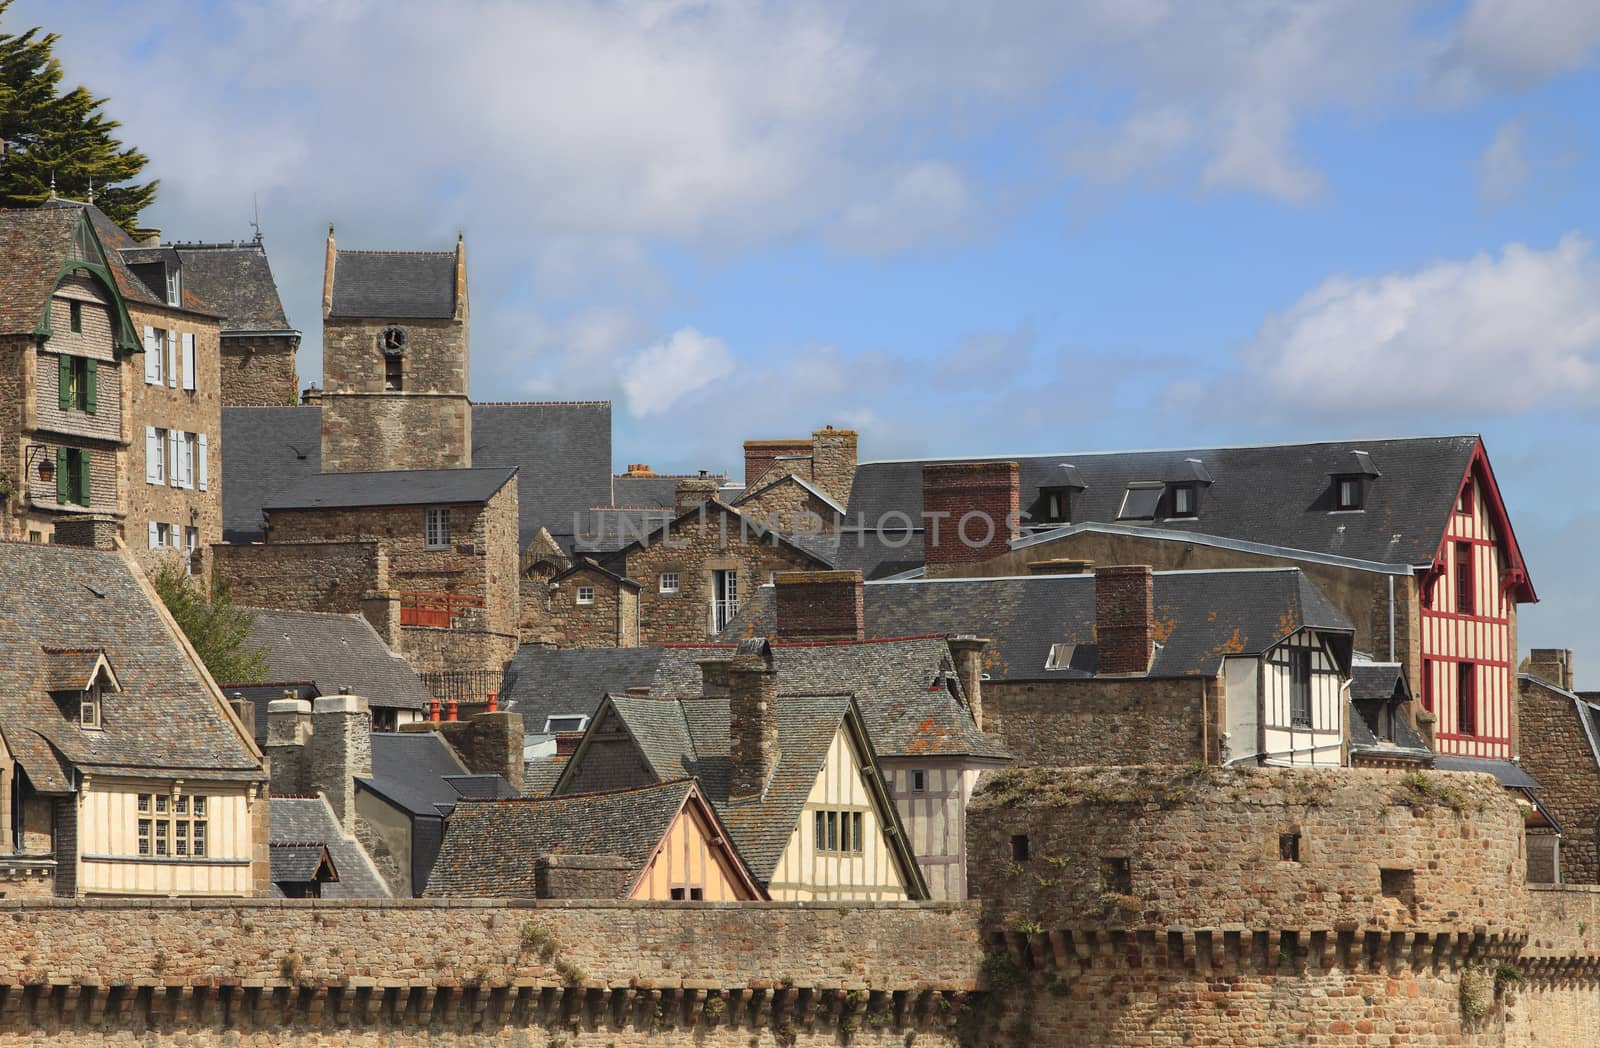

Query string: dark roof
1350 663 1408 704
171 241 294 333
223 403 613 546
1432 756 1542 790
610 473 730 509
1347 662 1431 757
441 773 520 800
0 207 81 334
329 249 456 319
269 794 391 897
500 639 1006 760
522 757 567 798
73 204 219 316
574 508 676 554
357 732 514 817
262 466 516 512
221 682 319 745
0 542 263 792
237 608 430 712
270 843 334 884
723 568 1351 681
847 436 1484 568
424 779 697 896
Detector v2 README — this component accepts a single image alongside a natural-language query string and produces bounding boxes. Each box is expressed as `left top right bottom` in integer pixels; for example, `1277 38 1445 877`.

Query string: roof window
1117 483 1163 520
1169 483 1197 518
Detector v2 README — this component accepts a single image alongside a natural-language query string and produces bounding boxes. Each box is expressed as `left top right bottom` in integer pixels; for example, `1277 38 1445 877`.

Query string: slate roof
610 473 728 509
500 638 1005 760
522 757 567 798
262 466 516 512
721 568 1352 682
171 241 295 333
269 794 391 898
574 507 677 554
222 403 613 547
70 203 220 316
0 542 263 793
0 207 81 334
441 774 521 801
847 436 1486 569
1432 756 1542 790
224 682 319 745
235 608 431 712
1347 661 1431 758
328 249 456 318
357 732 515 817
270 843 333 884
425 779 698 897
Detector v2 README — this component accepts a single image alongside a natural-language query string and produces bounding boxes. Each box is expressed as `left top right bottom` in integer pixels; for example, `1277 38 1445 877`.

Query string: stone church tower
319 227 471 472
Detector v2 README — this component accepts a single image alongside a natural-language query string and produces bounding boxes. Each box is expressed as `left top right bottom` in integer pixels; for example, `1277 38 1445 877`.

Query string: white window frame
576 586 595 605
165 266 181 308
145 427 165 485
543 714 589 734
659 571 680 594
424 508 451 549
80 683 102 729
144 328 165 385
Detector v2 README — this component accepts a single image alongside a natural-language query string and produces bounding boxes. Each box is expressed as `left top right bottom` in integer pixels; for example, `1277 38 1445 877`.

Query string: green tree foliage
0 0 157 227
151 564 269 686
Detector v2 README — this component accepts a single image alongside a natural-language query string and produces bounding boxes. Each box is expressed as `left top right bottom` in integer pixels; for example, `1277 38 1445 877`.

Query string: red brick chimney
743 439 810 486
922 461 1020 571
774 570 864 642
1095 565 1155 675
727 639 779 800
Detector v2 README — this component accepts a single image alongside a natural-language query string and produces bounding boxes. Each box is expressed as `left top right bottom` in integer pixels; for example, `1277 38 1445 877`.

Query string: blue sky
14 0 1600 679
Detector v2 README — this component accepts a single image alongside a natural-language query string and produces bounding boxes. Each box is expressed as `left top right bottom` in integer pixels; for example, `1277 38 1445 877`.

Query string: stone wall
736 477 838 533
984 677 1211 766
398 625 517 676
1516 675 1600 882
220 333 300 407
520 564 638 647
212 540 385 614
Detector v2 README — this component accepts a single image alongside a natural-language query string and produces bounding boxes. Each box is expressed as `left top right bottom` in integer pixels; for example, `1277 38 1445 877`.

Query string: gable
1431 441 1535 603
630 795 765 901
558 702 661 795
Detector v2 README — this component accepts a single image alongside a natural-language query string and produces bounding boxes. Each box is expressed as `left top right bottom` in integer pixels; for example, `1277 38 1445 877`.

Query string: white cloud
828 162 970 256
1241 233 1600 418
1434 0 1600 99
621 328 736 417
1477 120 1529 203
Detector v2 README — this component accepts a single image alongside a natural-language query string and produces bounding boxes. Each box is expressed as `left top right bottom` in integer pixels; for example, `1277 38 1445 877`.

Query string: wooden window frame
659 571 679 594
1334 475 1364 511
69 300 82 333
1288 648 1312 729
1169 483 1198 519
575 586 596 605
79 684 102 730
1457 662 1477 736
136 791 209 859
1454 541 1475 615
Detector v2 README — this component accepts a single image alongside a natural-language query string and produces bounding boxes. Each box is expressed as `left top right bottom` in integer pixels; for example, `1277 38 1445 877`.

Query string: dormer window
1117 483 1163 520
80 683 102 729
1038 486 1070 524
164 265 180 307
1334 475 1364 511
1458 480 1474 515
1169 483 1197 518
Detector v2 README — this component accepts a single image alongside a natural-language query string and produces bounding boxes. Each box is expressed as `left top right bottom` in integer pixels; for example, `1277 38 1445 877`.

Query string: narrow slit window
385 355 403 391
1457 662 1477 736
69 300 83 333
1279 832 1301 862
1011 834 1030 861
1454 542 1475 615
1289 648 1312 729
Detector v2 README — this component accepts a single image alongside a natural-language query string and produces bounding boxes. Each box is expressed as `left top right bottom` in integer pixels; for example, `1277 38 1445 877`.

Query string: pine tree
0 0 157 228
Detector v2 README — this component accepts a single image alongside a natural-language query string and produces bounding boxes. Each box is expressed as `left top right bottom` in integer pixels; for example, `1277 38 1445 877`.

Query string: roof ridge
474 400 611 407
855 433 1480 466
460 777 696 804
271 839 329 847
336 249 453 258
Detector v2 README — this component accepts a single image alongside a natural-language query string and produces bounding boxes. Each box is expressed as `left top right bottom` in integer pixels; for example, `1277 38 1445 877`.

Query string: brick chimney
810 426 858 507
675 473 721 515
946 636 991 731
774 570 864 642
744 439 810 487
308 694 372 833
624 463 657 477
1524 648 1575 691
728 639 779 800
1095 565 1155 675
921 462 1020 571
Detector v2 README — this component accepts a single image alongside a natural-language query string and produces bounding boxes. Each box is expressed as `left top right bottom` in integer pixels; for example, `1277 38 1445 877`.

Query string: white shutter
143 327 160 384
197 433 209 491
148 521 159 549
166 329 178 388
181 333 196 391
168 430 181 487
144 427 161 484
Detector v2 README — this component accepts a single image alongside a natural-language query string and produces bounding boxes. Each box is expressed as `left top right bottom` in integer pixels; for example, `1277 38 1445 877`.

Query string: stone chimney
265 697 313 793
453 231 468 322
301 386 322 405
921 461 1020 572
774 570 864 642
728 639 779 800
228 693 256 735
1095 565 1155 675
400 710 527 795
308 694 372 833
360 588 404 654
624 463 657 477
51 516 121 550
321 225 336 317
132 228 162 247
700 657 734 697
744 439 810 487
810 426 858 507
946 636 991 731
675 473 721 515
1524 649 1575 691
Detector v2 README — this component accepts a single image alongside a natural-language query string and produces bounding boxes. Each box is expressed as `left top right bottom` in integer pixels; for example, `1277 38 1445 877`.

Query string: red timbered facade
1416 443 1536 760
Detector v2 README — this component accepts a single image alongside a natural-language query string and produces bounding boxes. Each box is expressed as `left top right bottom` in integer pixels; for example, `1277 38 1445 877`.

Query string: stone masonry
220 332 300 407
1516 652 1600 882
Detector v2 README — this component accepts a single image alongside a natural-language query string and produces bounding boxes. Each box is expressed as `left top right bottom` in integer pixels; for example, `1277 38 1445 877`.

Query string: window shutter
182 334 196 391
149 521 159 549
78 450 91 505
169 430 181 487
166 330 178 388
85 358 97 414
144 327 159 384
58 355 71 411
197 433 209 491
55 448 67 504
145 428 161 484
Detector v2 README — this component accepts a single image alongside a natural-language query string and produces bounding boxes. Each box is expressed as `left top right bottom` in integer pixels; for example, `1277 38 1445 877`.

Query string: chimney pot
445 700 459 722
486 691 499 712
1095 565 1156 675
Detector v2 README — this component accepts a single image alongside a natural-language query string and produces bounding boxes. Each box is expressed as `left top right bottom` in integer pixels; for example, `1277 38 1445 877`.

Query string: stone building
1516 649 1598 882
268 793 390 899
0 530 269 898
172 236 301 408
741 425 859 507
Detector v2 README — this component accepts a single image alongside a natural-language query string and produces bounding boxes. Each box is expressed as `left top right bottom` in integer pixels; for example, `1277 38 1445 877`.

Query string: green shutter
55 448 67 503
85 358 97 414
59 355 71 411
77 450 91 505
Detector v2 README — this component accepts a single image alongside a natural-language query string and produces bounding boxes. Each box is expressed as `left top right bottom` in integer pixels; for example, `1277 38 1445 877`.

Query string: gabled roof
574 507 677 554
234 608 430 713
846 435 1496 571
0 542 263 793
499 638 1006 760
0 206 140 347
171 240 295 333
553 557 642 590
72 203 220 317
425 778 764 899
222 403 613 546
357 732 515 818
1521 673 1600 774
555 693 927 894
41 648 118 694
329 250 456 318
722 568 1352 681
610 472 729 509
1347 661 1431 758
607 500 835 568
262 466 516 512
269 794 391 897
734 472 845 516
270 842 336 884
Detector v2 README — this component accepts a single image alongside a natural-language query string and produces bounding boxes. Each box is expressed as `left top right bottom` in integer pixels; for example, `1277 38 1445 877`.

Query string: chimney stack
744 439 810 487
1095 565 1155 675
810 426 859 507
50 516 121 550
322 225 336 318
265 698 313 793
728 639 779 800
309 694 372 833
699 657 734 697
945 636 991 731
774 570 864 642
132 228 162 247
1525 648 1576 691
674 475 720 515
921 462 1020 572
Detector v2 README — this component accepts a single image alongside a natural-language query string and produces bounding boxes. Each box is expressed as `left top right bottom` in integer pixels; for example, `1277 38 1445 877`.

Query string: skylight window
1044 643 1078 670
1117 483 1163 520
543 714 589 734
